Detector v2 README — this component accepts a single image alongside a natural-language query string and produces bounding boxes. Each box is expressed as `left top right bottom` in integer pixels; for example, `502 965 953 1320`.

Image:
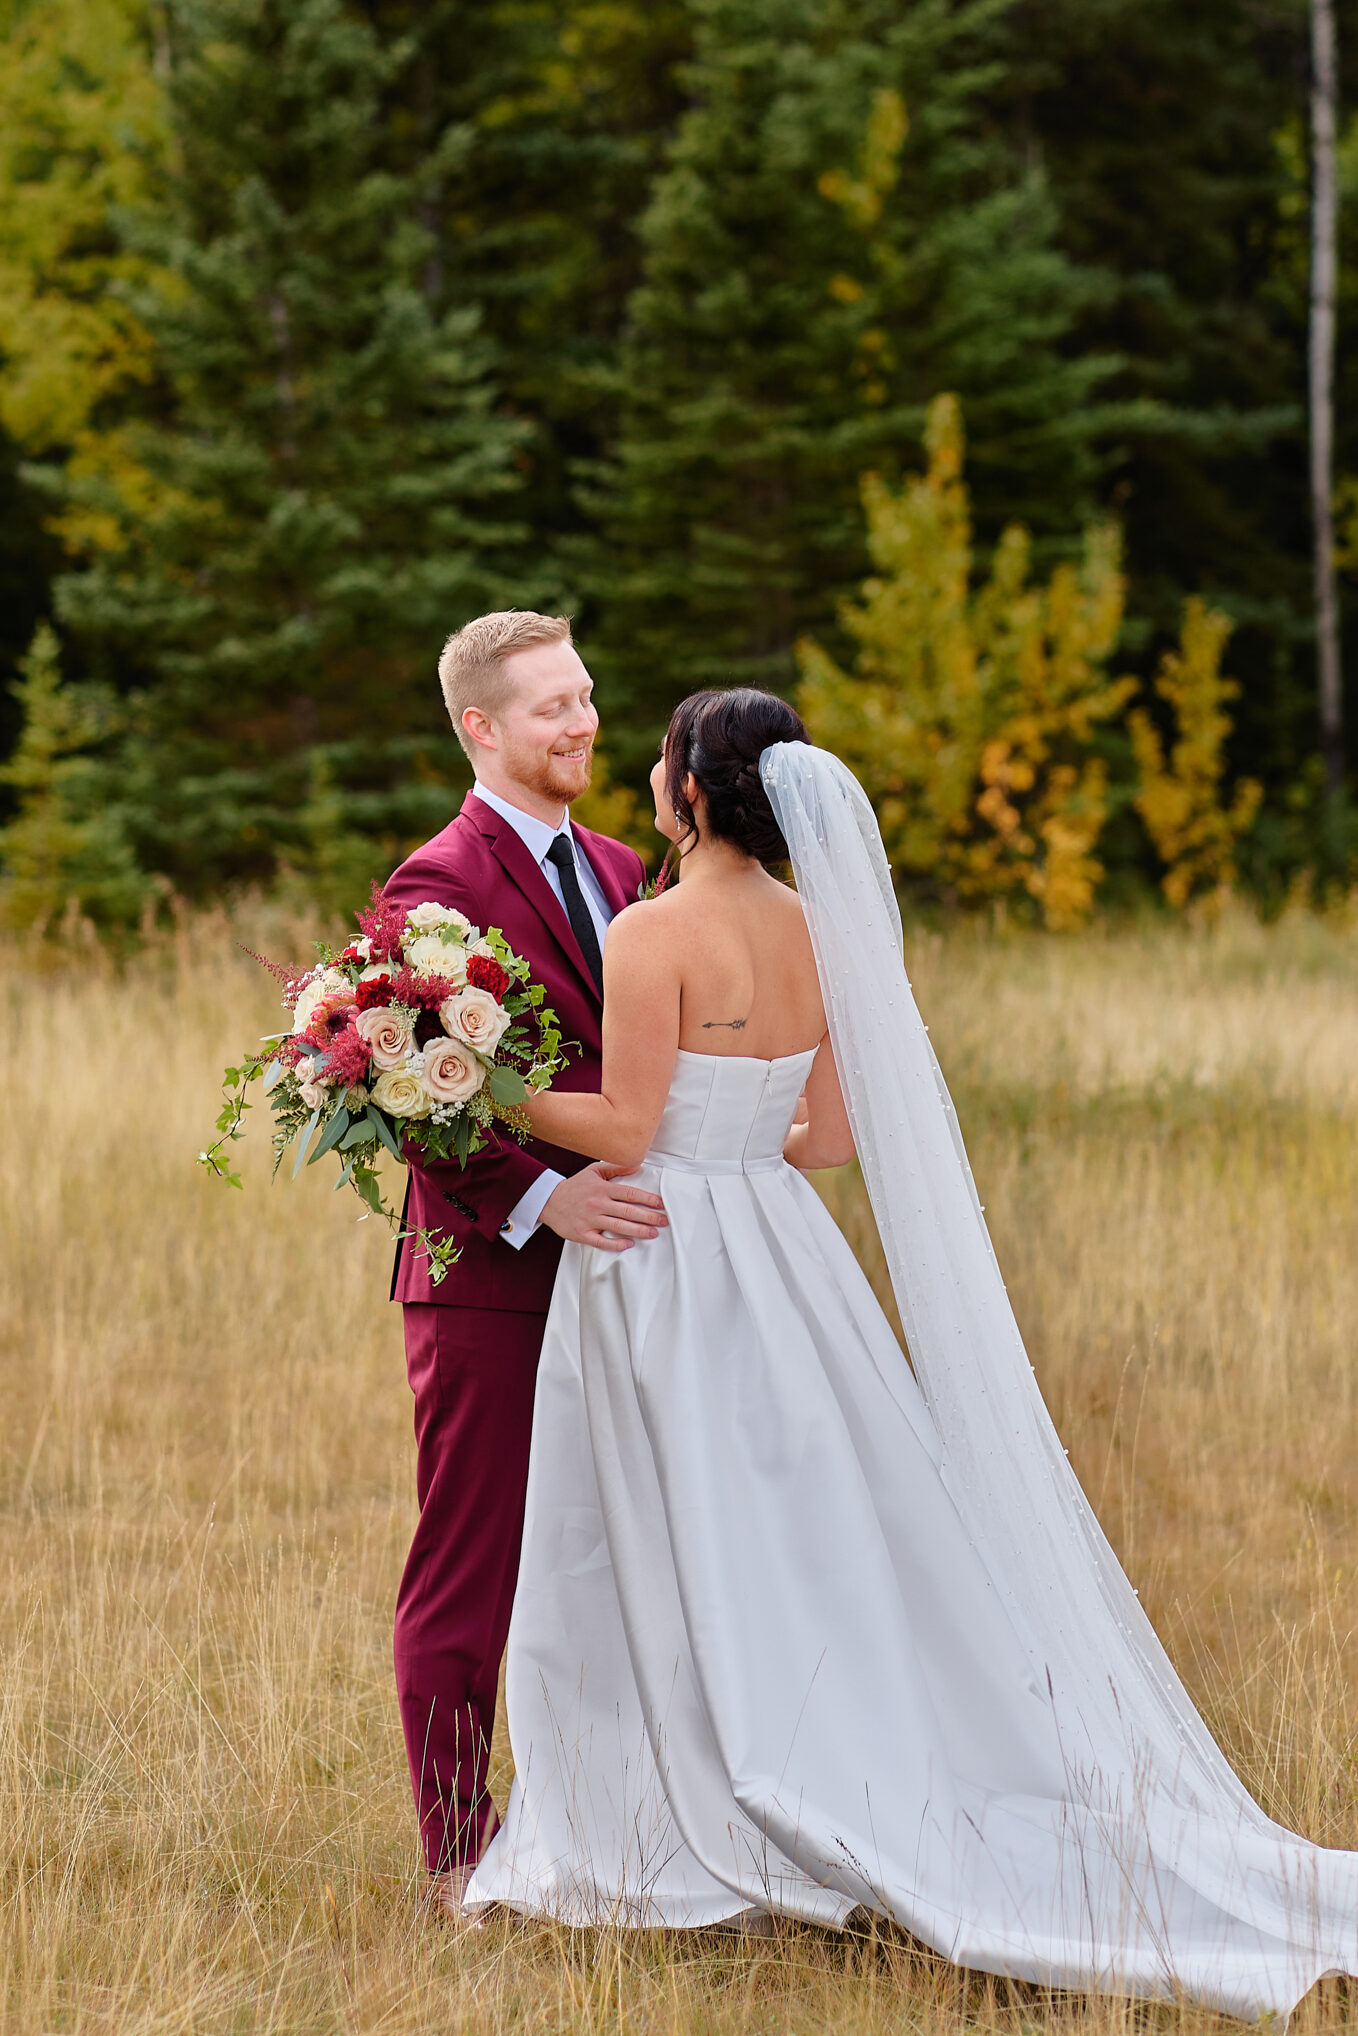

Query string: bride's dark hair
662 688 809 867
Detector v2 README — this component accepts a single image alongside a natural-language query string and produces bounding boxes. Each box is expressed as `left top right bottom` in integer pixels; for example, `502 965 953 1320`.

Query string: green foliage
585 0 1120 777
50 0 549 899
798 397 1138 929
0 622 147 930
0 0 168 458
0 0 1350 919
988 0 1347 809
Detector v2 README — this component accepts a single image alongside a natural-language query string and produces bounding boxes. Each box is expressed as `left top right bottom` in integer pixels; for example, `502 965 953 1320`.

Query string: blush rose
441 985 511 1057
355 1005 414 1069
420 1037 486 1105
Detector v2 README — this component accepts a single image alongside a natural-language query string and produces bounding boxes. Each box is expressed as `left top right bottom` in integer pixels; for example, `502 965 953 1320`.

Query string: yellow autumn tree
797 394 1135 928
0 0 169 550
1129 599 1262 911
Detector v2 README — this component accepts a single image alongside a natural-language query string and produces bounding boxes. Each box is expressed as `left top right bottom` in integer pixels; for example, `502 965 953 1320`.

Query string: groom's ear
461 706 498 755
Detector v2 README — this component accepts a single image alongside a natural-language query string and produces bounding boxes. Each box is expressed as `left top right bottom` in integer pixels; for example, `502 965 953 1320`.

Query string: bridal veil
760 739 1358 1997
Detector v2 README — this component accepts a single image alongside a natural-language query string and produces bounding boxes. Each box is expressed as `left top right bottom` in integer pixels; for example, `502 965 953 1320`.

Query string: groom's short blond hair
439 611 573 756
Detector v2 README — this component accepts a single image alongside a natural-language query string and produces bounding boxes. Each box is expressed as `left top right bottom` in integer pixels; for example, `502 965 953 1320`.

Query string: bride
463 688 1358 2019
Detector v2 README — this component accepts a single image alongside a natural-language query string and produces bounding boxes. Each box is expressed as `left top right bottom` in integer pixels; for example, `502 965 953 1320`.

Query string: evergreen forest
2 0 1357 927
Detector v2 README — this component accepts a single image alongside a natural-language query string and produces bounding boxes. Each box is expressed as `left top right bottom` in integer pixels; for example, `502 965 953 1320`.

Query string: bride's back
646 870 826 1061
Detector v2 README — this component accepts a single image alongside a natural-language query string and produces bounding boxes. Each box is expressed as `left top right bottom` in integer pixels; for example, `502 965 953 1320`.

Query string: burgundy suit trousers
394 1302 544 1873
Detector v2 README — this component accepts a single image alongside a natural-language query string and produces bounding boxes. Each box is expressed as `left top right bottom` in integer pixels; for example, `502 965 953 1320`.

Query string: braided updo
662 688 809 866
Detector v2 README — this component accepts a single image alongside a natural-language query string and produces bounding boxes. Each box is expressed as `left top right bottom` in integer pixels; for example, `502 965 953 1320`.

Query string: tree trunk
1310 0 1344 802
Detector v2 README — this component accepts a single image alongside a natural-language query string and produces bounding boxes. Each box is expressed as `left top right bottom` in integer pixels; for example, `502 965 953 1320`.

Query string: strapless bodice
645 1047 818 1170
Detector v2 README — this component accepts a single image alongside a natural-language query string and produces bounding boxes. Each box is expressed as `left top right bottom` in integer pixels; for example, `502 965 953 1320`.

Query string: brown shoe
428 1864 482 1930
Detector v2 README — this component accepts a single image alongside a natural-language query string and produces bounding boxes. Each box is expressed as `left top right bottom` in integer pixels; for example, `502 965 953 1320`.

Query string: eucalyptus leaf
340 1118 376 1150
309 1106 351 1163
262 1057 286 1093
291 1107 323 1177
487 1063 528 1105
366 1107 403 1163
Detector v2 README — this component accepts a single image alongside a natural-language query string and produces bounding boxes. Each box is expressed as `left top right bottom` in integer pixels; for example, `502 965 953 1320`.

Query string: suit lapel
466 792 604 1007
573 826 634 919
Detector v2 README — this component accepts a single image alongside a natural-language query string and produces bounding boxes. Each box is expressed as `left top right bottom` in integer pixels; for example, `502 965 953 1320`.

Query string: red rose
466 953 510 1001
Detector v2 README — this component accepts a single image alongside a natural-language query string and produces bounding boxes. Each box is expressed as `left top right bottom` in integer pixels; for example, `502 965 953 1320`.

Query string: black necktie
545 832 604 993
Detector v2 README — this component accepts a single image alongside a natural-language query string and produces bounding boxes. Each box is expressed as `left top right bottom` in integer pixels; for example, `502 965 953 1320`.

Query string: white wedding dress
465 746 1358 2020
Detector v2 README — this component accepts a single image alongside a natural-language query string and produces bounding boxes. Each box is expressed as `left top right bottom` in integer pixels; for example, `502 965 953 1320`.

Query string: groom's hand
540 1163 668 1253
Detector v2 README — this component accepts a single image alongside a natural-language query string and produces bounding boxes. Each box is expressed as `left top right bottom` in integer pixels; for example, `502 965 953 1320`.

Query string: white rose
355 1004 415 1069
405 901 472 937
370 1067 432 1118
354 935 373 961
404 932 468 987
292 967 349 1034
421 1035 487 1105
469 938 496 962
441 985 511 1058
404 933 450 974
359 960 394 983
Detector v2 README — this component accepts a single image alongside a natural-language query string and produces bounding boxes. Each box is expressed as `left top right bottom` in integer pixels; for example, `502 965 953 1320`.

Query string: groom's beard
512 740 594 806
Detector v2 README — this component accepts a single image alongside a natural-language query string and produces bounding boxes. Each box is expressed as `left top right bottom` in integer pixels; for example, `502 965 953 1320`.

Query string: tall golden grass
2 901 1357 2033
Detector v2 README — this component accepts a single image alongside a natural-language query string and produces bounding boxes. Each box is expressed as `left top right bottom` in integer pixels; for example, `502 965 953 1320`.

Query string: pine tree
52 0 543 897
0 623 145 931
987 0 1332 810
584 0 1116 777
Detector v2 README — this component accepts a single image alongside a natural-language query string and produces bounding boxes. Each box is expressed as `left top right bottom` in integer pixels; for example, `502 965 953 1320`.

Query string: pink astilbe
356 883 408 963
387 963 455 1011
240 945 312 1006
317 1021 374 1088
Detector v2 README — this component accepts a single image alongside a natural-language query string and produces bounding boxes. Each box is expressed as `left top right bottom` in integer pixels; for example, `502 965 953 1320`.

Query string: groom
381 610 665 1908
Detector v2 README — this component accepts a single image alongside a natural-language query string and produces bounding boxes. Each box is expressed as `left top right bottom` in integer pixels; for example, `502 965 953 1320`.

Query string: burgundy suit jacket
382 790 646 1312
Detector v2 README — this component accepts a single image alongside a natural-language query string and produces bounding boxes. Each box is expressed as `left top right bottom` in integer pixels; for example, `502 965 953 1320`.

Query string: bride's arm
783 1040 856 1171
520 905 681 1167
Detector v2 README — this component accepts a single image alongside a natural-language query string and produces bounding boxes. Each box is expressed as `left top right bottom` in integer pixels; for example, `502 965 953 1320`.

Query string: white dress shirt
472 783 617 1248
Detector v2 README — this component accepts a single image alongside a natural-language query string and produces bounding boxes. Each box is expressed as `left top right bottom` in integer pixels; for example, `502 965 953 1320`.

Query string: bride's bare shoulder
604 890 688 947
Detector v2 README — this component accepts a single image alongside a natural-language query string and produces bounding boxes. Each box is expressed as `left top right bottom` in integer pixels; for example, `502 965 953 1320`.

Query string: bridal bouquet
200 887 566 1283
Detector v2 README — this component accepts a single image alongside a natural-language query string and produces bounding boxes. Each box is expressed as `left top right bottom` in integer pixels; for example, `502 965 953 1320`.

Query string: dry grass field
3 899 1358 2034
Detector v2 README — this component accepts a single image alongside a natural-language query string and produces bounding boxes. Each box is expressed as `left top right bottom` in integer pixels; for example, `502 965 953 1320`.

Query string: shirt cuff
500 1169 565 1250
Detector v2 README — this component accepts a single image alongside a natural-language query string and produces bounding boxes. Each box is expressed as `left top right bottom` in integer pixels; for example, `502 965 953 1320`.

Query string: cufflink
500 1220 514 1236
